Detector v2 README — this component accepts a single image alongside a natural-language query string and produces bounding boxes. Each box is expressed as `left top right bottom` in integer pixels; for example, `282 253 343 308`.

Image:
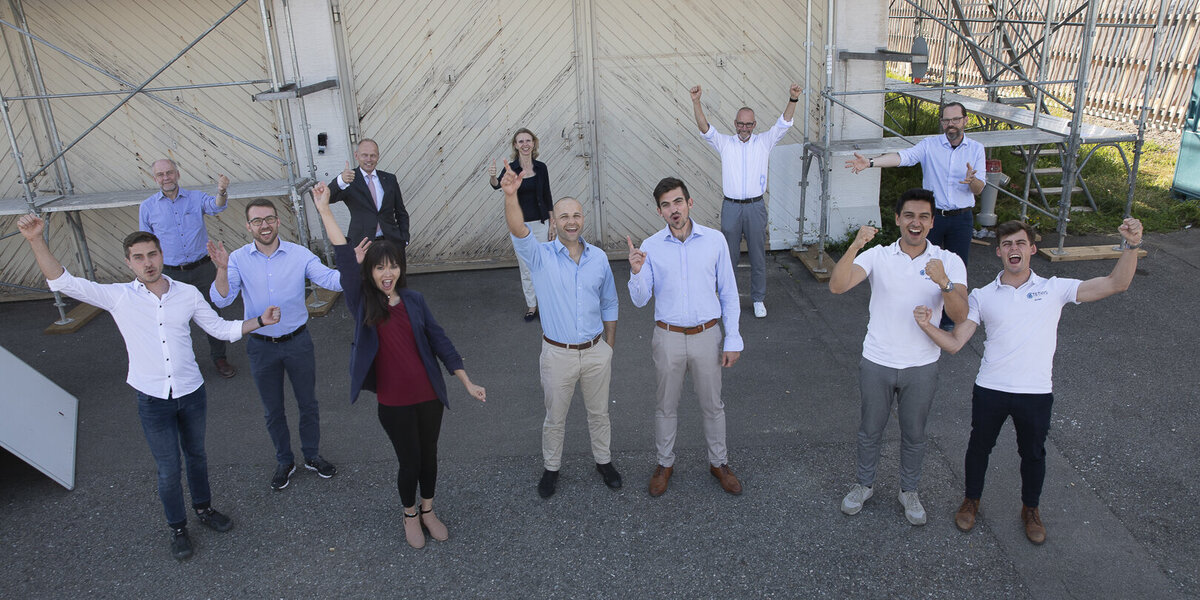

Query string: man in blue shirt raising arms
208 199 342 491
500 166 622 499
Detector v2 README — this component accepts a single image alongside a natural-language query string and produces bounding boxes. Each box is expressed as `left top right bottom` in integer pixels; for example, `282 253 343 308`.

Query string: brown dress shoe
648 465 673 497
709 464 743 495
1022 505 1046 545
955 497 980 532
214 358 237 379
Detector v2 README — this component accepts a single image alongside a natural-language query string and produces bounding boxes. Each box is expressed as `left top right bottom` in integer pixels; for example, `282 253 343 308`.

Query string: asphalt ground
0 227 1196 599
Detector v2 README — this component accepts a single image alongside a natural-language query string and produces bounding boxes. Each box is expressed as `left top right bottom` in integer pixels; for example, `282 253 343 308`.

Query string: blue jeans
246 328 320 466
137 385 212 528
964 385 1054 507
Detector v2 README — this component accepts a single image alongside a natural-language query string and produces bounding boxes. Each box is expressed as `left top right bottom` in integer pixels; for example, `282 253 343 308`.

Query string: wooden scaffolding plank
1039 245 1148 262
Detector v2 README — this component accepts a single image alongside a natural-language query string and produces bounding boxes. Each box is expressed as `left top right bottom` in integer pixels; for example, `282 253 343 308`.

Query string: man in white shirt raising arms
914 218 1143 544
691 83 802 319
16 214 280 562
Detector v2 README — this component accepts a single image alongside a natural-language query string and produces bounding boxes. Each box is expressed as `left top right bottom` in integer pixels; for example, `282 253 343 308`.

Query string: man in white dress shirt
16 214 280 561
628 177 744 497
690 83 803 318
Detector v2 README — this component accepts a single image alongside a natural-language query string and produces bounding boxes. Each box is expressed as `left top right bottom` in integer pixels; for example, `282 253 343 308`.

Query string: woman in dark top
312 181 486 550
488 127 553 322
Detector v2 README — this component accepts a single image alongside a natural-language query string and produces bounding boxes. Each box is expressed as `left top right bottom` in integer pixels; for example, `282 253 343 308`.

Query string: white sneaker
753 302 767 318
898 490 927 525
841 484 873 515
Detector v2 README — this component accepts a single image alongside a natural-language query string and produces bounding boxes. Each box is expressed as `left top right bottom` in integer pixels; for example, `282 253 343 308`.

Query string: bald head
151 159 180 197
552 196 585 245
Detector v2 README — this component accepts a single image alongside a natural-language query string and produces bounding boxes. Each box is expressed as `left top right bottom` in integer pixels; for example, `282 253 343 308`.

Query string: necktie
367 173 383 237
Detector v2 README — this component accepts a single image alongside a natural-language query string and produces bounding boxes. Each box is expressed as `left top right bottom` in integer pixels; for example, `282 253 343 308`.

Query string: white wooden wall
339 0 826 266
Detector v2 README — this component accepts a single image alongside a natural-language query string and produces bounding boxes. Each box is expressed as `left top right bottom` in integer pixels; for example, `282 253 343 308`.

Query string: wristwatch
868 158 875 168
941 281 955 293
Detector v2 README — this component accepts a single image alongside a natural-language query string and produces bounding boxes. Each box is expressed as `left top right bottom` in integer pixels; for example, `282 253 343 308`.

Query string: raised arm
16 214 65 281
782 84 802 122
312 181 347 246
214 174 229 209
1076 218 1143 303
690 85 710 133
829 225 876 294
500 163 529 237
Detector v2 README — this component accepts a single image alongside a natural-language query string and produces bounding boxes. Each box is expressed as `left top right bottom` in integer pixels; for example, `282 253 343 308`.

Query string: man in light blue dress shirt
139 158 237 378
209 199 343 491
628 177 744 497
500 170 622 499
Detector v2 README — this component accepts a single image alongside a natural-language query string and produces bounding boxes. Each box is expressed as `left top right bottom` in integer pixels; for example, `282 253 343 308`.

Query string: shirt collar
658 220 701 244
249 241 286 258
887 238 931 258
993 269 1043 290
553 236 590 257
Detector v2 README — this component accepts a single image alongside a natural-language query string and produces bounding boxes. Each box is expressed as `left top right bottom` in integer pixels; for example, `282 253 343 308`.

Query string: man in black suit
329 138 410 258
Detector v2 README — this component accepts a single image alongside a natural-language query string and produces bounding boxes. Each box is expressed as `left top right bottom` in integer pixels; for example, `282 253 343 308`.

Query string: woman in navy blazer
313 181 485 549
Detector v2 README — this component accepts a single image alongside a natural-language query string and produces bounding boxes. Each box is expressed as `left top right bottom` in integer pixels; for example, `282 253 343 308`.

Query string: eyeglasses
735 121 756 128
249 216 279 227
939 116 966 124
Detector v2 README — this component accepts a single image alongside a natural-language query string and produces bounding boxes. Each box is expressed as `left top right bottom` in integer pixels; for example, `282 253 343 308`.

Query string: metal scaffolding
0 0 309 321
797 0 1172 274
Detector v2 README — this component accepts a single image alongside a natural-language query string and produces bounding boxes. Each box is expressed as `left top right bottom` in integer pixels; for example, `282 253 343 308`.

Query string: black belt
250 323 306 343
723 195 763 204
543 334 603 350
937 208 971 217
163 255 211 271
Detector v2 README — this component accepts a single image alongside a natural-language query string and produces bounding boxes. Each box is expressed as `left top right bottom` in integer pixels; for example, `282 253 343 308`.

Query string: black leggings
377 400 444 507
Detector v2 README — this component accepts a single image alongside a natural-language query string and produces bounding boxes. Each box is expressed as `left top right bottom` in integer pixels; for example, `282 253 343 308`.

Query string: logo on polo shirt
1026 290 1048 300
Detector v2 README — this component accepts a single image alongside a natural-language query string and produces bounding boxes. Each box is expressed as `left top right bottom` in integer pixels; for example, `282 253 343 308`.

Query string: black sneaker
271 463 296 490
170 527 193 561
596 462 623 489
304 456 337 478
537 469 559 499
195 507 233 532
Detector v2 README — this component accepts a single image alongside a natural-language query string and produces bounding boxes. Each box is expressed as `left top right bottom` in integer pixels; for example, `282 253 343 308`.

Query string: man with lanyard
499 169 621 499
845 102 985 328
139 158 238 377
914 218 1143 544
628 177 744 497
828 188 968 525
16 213 280 561
690 83 803 319
208 199 342 491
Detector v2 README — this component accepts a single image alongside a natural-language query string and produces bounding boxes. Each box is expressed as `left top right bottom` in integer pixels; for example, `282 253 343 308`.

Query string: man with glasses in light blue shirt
628 177 744 498
208 199 342 491
500 169 621 500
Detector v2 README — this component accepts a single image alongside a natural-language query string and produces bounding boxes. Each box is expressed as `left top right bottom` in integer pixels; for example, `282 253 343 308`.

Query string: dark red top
375 301 438 406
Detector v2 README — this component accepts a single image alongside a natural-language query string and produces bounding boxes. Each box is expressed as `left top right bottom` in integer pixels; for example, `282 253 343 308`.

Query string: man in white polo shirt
829 188 968 525
913 218 1143 544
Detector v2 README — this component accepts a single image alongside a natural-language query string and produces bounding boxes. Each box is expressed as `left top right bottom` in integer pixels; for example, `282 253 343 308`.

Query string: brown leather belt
543 334 603 350
656 318 719 335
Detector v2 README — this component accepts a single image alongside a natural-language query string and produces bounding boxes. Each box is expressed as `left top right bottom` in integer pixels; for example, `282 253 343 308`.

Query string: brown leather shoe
648 465 672 497
214 358 237 379
1022 505 1046 545
955 497 980 532
709 464 743 495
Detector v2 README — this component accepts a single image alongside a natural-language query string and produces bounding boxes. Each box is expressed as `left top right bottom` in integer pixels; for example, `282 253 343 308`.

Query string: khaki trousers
539 338 613 470
651 325 727 467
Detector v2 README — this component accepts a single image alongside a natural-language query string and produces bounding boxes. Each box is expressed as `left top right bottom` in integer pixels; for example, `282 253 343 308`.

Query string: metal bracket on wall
253 78 338 102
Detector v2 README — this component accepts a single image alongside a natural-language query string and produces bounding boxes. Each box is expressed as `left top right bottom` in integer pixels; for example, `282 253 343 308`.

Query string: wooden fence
885 0 1200 130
